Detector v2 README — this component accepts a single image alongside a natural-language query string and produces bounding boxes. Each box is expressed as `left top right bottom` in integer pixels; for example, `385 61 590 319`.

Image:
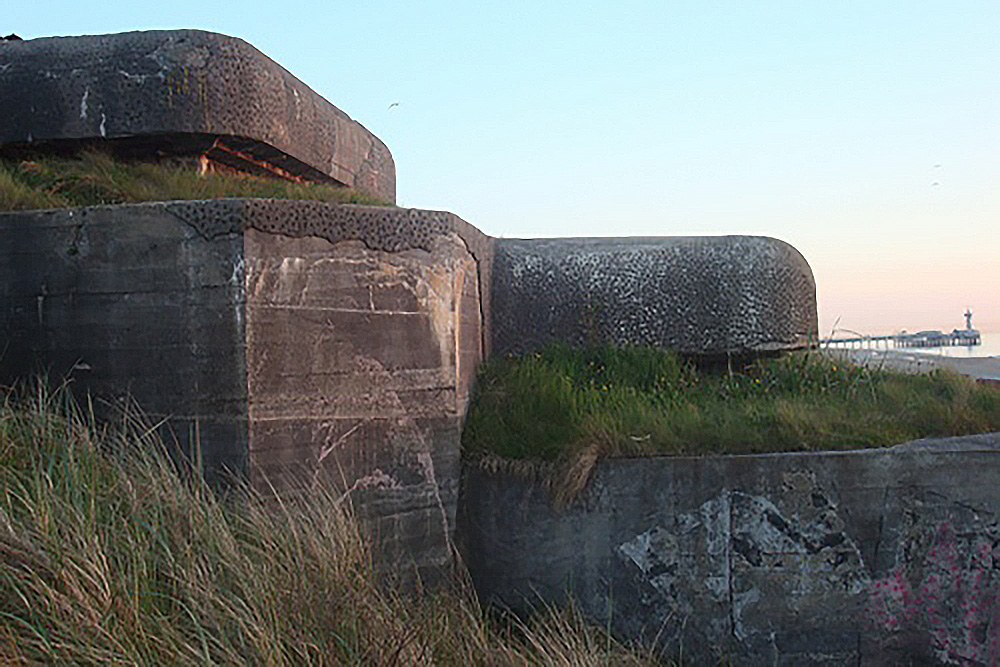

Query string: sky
6 1 999 336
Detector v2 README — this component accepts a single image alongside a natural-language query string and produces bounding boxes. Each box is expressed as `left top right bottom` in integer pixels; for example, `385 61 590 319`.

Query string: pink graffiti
868 521 999 665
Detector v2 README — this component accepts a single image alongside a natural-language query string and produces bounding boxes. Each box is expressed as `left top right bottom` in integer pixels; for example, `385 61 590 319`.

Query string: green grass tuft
463 345 1000 464
0 151 390 211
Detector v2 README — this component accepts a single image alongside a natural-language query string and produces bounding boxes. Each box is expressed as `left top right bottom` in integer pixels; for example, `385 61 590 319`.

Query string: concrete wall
0 200 489 584
459 434 1000 666
0 203 249 484
243 224 486 582
0 30 395 201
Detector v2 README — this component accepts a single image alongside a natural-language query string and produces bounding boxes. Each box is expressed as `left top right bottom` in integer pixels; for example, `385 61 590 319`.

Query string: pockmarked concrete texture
491 236 818 356
0 30 395 201
0 200 489 583
459 437 1000 666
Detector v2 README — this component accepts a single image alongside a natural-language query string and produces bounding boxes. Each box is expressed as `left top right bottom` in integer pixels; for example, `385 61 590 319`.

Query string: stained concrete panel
0 204 249 484
491 236 817 356
0 30 395 201
245 229 483 582
459 437 1000 665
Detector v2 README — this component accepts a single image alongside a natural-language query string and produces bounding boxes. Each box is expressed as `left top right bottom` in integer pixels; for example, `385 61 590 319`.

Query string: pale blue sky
7 1 999 334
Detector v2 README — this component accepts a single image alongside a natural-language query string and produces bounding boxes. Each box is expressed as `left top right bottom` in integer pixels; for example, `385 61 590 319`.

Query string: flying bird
387 102 400 110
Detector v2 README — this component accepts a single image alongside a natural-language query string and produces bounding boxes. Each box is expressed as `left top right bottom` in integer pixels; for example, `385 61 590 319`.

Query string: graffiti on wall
869 518 999 665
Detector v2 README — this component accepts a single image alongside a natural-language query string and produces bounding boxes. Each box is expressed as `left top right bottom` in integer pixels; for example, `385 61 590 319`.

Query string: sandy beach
823 347 1000 382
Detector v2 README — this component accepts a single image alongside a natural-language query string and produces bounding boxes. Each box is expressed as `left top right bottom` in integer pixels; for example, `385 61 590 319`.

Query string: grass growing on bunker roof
463 344 1000 465
0 150 390 211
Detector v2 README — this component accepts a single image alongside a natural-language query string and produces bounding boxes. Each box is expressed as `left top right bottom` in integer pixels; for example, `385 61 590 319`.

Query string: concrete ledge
459 440 1000 665
491 236 817 356
0 30 395 201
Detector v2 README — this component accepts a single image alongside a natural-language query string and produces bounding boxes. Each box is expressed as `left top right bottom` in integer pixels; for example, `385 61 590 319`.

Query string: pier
823 309 982 350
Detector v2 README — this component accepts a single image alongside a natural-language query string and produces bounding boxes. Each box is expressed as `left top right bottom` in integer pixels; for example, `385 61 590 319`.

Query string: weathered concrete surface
245 228 485 582
459 440 1000 665
491 236 817 356
0 203 249 484
0 30 395 201
0 200 489 584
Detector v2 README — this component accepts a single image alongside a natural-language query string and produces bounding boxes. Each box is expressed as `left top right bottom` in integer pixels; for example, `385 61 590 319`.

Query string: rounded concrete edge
0 29 395 202
490 234 818 356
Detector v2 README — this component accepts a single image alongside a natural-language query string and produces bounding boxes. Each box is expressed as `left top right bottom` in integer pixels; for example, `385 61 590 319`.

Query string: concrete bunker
12 29 983 667
1 30 818 579
0 29 395 200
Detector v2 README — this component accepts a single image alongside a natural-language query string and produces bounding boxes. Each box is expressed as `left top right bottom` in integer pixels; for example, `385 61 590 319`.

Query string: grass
0 380 665 666
463 344 1000 465
0 151 389 212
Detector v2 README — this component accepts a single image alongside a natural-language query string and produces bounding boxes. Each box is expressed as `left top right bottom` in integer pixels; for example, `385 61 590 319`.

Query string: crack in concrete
316 420 364 466
871 485 890 575
728 495 739 644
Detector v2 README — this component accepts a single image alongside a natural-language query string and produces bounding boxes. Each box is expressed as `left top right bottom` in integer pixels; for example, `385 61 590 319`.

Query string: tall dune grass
0 381 663 665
